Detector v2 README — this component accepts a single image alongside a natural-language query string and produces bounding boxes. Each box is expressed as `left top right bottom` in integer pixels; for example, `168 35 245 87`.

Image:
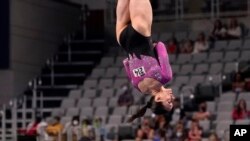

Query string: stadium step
41 73 86 85
41 61 95 74
58 40 105 52
31 39 105 110
56 51 102 62
25 86 75 97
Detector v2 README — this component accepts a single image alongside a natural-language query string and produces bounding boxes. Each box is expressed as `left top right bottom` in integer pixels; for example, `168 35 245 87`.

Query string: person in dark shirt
118 85 134 106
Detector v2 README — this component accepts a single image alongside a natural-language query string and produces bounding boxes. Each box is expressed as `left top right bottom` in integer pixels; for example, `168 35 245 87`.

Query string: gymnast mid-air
116 0 174 122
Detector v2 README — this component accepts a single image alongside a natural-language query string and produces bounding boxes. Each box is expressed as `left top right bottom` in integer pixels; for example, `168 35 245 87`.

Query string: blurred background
0 0 250 141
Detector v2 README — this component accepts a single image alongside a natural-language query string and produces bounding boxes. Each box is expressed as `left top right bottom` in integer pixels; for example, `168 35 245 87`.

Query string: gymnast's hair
127 96 168 122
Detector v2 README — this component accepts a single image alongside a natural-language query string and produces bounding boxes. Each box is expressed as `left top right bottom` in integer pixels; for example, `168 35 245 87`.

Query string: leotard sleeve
155 42 173 83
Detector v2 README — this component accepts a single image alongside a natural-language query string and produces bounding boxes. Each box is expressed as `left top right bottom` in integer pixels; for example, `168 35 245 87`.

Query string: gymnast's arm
155 42 173 82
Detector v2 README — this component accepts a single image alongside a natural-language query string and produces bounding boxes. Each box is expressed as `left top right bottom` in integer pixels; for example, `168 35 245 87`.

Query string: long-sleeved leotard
123 42 172 91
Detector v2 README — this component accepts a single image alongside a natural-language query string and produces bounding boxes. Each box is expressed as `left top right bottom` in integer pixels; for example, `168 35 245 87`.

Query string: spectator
178 39 186 54
153 128 167 141
152 115 168 141
136 117 154 141
93 117 106 141
210 19 227 40
184 39 194 54
167 37 178 54
167 98 185 126
18 115 42 141
187 120 202 141
208 132 219 141
118 84 134 106
80 119 95 141
193 101 211 121
232 73 245 92
171 120 186 141
227 18 242 39
193 32 209 54
37 115 50 141
106 126 116 141
178 39 193 54
232 99 250 121
26 116 42 136
46 116 63 141
63 116 81 141
154 115 167 130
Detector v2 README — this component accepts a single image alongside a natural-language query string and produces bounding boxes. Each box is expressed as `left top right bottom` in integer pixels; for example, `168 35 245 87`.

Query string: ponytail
127 97 154 123
127 96 169 123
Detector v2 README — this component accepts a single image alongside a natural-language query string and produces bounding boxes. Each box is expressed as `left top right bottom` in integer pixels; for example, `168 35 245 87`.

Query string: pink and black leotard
119 24 172 91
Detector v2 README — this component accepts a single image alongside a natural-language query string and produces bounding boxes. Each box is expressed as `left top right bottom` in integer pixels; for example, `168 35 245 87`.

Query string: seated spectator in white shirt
193 32 209 54
227 18 242 39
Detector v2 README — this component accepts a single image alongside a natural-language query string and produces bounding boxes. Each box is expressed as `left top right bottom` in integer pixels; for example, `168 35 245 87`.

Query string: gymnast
116 0 174 122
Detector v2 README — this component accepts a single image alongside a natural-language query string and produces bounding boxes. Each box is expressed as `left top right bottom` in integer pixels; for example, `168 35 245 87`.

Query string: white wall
0 0 81 103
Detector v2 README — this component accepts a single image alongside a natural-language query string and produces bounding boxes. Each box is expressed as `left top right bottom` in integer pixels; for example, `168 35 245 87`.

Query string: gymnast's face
154 86 174 111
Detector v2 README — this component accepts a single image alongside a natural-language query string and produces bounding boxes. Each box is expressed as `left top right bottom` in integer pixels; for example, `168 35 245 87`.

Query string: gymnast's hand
154 87 175 111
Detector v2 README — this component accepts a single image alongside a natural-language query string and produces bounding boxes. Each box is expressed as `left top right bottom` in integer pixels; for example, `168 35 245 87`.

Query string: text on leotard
133 67 146 77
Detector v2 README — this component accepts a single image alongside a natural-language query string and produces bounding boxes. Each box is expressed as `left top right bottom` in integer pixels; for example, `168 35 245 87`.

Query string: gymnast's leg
129 0 153 37
116 0 153 42
116 0 130 44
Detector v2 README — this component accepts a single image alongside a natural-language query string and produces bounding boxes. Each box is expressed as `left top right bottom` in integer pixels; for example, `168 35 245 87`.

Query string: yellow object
46 123 63 141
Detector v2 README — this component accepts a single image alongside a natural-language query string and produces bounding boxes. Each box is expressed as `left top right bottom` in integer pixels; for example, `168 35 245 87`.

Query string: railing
105 0 250 24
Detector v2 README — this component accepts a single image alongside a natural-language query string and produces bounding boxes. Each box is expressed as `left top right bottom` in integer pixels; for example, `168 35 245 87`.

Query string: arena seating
2 19 250 141
41 32 250 140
